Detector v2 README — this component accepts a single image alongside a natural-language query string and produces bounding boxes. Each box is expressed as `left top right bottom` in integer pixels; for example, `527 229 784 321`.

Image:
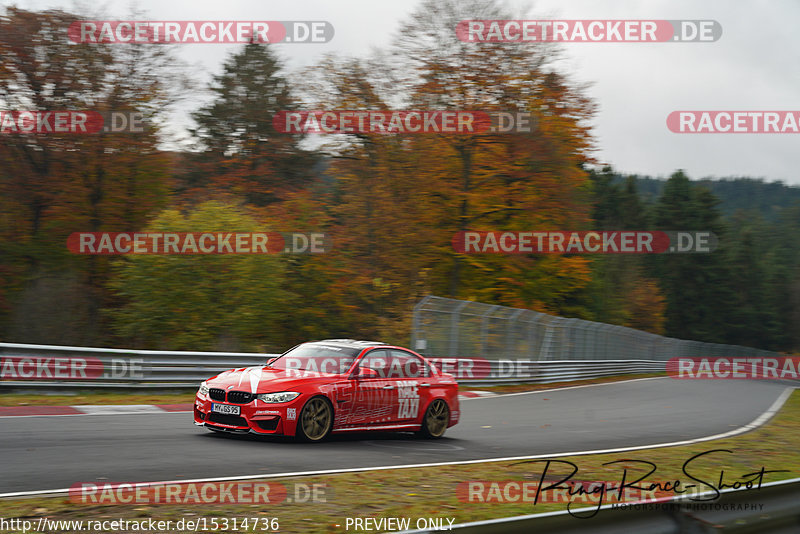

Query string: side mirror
266 358 277 366
354 367 379 379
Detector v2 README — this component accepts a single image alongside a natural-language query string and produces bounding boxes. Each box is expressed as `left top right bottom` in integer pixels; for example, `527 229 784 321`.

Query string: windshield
268 343 361 375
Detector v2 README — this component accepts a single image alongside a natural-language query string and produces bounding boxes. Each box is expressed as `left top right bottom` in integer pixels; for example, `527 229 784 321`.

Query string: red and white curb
0 404 191 417
458 390 498 399
0 393 497 417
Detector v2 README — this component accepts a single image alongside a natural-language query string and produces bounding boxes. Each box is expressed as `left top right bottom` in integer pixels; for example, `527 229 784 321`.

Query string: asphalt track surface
0 378 791 494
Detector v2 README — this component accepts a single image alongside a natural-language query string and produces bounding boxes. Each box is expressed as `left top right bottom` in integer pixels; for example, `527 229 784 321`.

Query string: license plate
211 403 240 415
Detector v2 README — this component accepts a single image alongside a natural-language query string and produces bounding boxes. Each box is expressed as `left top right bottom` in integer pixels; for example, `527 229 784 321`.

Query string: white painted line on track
0 408 181 419
459 376 667 400
72 405 168 415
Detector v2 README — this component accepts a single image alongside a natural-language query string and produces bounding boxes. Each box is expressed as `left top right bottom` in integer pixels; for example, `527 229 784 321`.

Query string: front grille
227 391 255 404
208 388 226 402
207 412 248 427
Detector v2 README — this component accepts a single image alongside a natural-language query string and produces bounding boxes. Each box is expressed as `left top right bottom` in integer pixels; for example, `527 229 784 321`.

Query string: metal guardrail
431 358 665 385
0 342 275 388
0 342 664 389
412 295 780 362
401 477 800 534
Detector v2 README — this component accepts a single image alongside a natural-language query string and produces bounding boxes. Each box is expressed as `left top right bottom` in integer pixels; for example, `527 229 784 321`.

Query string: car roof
310 339 387 349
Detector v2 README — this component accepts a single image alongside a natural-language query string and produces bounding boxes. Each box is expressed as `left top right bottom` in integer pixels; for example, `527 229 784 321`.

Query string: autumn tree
107 201 289 350
276 0 600 343
0 7 186 344
286 55 444 342
390 0 597 316
187 43 317 206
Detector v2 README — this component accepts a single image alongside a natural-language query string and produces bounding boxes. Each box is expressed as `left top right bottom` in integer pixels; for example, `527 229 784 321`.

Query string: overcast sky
5 0 800 184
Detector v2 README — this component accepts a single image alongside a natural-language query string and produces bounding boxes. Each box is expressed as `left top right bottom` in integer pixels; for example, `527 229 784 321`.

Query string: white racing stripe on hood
249 367 262 394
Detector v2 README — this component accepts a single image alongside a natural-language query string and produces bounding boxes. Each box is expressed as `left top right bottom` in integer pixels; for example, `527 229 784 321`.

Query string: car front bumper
193 394 304 436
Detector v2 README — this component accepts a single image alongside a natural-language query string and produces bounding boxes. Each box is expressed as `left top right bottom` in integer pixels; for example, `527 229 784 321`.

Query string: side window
358 349 389 378
386 350 431 379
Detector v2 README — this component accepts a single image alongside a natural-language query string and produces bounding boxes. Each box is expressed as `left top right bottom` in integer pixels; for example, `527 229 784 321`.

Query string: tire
297 396 333 442
418 399 449 439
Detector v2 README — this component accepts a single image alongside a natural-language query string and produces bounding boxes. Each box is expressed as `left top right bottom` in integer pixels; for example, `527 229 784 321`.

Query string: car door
385 349 433 424
349 349 397 426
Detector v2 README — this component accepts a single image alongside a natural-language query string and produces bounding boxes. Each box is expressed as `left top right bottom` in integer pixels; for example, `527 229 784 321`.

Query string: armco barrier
430 358 665 385
0 342 664 389
0 342 275 388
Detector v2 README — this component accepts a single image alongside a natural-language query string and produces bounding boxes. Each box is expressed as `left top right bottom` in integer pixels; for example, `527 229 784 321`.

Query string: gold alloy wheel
300 397 332 441
422 399 449 438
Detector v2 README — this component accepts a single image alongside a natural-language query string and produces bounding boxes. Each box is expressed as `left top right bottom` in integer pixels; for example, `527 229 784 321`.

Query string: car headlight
256 392 300 403
198 381 209 396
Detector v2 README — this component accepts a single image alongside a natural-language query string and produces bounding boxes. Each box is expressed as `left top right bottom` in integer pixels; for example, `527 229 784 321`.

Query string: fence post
410 295 432 352
449 300 469 357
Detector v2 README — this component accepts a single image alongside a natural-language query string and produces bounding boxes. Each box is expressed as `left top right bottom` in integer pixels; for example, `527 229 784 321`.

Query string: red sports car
193 339 460 441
